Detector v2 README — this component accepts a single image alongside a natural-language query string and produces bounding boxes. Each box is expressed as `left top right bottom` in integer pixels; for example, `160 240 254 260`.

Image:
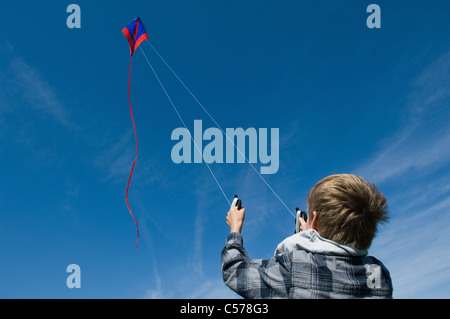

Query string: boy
221 174 393 298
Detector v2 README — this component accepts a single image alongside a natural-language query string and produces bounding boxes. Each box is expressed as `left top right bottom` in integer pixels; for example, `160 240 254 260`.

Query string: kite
122 17 149 250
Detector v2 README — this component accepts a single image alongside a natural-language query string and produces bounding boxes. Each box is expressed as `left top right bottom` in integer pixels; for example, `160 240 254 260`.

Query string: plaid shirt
221 232 393 299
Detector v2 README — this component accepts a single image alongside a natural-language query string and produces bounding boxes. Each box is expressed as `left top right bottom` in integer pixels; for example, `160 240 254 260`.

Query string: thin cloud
142 260 164 299
94 131 135 183
354 50 450 184
408 50 450 115
8 57 77 130
371 195 450 298
356 50 450 298
355 126 450 184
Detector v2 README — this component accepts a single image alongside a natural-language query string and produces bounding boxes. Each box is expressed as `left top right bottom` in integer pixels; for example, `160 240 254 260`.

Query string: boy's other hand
226 205 245 234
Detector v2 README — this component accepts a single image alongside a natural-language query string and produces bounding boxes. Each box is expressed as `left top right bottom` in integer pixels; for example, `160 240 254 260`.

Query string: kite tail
126 55 140 250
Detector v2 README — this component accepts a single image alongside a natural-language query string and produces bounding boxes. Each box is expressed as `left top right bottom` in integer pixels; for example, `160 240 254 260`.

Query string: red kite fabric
122 17 149 250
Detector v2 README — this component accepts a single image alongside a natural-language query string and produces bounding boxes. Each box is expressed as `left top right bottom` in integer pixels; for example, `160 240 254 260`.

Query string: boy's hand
298 215 309 232
226 205 245 234
298 210 317 232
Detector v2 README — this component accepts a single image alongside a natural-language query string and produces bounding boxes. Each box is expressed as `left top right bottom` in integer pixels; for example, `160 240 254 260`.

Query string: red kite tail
126 55 140 250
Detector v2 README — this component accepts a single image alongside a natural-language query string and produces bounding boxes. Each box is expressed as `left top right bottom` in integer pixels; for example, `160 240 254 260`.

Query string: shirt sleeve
221 232 292 299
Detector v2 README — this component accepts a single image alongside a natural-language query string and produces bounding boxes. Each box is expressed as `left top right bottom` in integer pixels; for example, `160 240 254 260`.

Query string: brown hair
307 174 389 250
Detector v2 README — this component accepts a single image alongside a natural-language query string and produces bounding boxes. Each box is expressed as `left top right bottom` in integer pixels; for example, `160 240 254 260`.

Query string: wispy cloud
142 259 164 299
93 131 136 183
371 194 450 298
0 52 81 168
7 57 77 130
354 50 450 185
355 126 450 185
407 51 450 116
355 50 450 298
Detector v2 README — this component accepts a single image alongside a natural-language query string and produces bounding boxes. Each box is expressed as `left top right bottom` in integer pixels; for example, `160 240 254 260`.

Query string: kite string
126 55 140 250
144 41 294 218
138 46 231 206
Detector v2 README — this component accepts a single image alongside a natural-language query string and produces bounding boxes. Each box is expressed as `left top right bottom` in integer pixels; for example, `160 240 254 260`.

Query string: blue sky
1 0 450 298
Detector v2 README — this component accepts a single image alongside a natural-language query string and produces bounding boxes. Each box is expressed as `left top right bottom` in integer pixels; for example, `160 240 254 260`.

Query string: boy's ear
311 211 319 231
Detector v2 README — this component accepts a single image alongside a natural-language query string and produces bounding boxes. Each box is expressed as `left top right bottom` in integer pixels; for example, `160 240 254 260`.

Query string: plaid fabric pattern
221 232 393 299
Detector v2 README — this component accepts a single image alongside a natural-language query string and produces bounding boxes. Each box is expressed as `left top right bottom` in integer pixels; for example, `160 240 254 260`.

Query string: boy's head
307 174 389 250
